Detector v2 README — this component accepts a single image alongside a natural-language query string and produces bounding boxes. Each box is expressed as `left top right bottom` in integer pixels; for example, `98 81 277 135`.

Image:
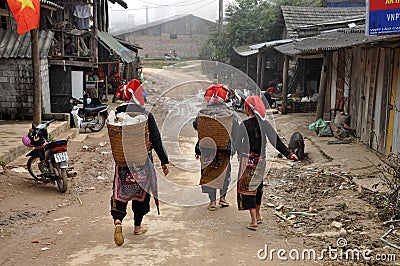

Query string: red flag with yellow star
7 0 40 35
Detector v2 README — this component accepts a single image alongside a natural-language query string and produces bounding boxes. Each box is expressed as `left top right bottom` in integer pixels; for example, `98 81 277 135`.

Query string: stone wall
126 33 209 59
0 59 50 120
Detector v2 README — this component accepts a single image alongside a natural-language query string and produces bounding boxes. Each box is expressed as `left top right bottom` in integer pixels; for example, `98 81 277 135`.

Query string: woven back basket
107 112 149 167
197 108 233 150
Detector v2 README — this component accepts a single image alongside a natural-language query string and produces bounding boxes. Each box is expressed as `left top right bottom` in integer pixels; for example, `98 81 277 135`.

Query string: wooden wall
390 49 400 154
349 47 366 136
346 46 395 153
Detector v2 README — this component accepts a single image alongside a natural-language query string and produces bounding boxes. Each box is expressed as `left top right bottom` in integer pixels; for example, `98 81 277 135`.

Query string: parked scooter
70 95 108 132
22 119 76 193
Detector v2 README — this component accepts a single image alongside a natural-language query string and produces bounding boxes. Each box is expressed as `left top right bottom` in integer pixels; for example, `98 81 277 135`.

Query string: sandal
247 224 258 231
257 217 263 224
207 205 216 211
134 227 148 235
219 200 230 207
114 224 124 246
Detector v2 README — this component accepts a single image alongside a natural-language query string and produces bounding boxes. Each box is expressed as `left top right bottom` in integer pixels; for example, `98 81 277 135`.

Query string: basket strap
107 127 122 138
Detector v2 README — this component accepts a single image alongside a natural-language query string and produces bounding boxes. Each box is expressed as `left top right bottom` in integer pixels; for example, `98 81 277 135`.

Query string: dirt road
1 62 398 265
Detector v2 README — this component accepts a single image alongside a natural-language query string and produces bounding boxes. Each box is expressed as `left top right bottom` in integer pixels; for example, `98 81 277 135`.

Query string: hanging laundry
73 5 91 30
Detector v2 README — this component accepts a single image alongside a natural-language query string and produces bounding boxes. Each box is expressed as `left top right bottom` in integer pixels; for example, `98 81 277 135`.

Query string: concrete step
0 121 72 165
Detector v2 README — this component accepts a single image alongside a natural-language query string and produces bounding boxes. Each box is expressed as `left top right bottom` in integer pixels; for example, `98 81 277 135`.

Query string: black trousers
111 193 151 226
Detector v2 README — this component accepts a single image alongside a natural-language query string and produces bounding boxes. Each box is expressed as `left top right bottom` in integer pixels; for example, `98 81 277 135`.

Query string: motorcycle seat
85 105 107 113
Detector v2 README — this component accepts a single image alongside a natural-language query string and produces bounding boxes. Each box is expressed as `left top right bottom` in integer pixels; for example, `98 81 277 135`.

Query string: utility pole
218 0 223 32
146 5 148 24
92 0 98 64
31 28 41 125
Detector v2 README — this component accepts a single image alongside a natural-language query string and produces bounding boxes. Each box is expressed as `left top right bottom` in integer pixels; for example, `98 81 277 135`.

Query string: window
170 34 177 39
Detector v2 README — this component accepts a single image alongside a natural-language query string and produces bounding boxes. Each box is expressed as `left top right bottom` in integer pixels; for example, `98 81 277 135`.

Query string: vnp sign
367 0 400 35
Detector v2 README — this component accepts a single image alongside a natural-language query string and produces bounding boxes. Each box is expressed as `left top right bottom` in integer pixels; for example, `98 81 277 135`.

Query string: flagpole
31 28 41 125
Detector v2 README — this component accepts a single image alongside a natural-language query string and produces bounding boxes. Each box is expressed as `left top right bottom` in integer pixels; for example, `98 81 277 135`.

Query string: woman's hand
287 153 298 161
146 141 152 151
162 164 169 176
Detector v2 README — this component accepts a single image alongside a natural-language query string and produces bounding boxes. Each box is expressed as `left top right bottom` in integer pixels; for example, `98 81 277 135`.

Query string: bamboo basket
197 108 233 150
107 112 149 167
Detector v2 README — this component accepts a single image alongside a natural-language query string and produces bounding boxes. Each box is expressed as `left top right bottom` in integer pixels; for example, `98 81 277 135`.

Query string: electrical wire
140 0 195 6
109 0 214 11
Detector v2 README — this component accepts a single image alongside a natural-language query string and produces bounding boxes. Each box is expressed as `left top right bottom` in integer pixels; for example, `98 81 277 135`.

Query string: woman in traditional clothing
193 84 238 210
235 95 297 230
110 79 169 246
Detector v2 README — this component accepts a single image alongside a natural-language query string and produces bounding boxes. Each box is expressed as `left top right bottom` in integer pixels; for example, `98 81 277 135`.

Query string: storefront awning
97 30 136 63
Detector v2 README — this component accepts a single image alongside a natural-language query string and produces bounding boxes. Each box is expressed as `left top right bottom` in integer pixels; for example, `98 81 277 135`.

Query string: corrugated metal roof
97 30 136 63
114 38 143 53
275 26 400 56
274 42 302 56
249 39 293 50
296 27 400 53
108 0 128 9
40 0 64 10
236 49 259 57
0 29 54 59
112 14 214 36
234 40 293 57
281 6 365 38
233 46 258 57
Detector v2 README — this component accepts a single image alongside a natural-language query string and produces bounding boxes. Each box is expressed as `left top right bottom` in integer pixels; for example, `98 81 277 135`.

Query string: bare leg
134 214 147 235
256 204 261 220
249 208 258 227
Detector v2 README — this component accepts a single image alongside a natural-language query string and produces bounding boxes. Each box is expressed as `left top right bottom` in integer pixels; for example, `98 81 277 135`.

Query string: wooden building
275 26 400 154
0 0 140 119
233 6 365 94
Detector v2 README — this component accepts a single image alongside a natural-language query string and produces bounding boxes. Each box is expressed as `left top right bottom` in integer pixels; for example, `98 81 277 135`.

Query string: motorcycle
231 89 250 112
70 95 108 132
22 119 76 193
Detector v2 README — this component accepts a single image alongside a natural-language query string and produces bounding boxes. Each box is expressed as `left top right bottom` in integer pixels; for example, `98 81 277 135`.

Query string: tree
208 0 322 63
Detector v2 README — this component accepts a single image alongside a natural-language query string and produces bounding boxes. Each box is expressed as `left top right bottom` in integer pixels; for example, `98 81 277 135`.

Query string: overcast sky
108 0 234 28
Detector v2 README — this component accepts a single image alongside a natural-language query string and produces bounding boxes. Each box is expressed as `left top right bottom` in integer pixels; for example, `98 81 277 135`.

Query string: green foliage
0 161 6 167
207 0 322 63
373 153 400 221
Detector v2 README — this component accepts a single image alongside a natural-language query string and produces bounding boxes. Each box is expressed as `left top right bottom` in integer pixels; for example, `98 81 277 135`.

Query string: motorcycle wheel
27 156 44 181
89 114 106 132
56 168 68 193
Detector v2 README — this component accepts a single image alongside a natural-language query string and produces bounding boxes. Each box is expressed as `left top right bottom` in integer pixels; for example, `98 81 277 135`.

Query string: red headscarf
245 95 266 120
124 79 144 106
204 84 231 104
266 87 276 94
